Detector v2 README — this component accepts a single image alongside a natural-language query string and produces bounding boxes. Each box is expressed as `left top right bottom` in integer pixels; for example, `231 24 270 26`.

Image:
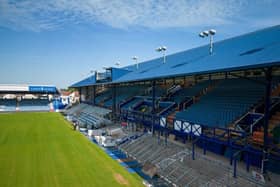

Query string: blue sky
0 0 279 88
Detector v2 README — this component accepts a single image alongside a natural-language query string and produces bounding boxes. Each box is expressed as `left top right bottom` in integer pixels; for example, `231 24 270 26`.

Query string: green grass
0 112 143 187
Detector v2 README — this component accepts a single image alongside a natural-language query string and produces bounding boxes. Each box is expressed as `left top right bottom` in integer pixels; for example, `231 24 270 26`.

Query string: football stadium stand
69 25 280 184
0 99 17 112
0 84 59 112
64 103 111 129
176 78 265 127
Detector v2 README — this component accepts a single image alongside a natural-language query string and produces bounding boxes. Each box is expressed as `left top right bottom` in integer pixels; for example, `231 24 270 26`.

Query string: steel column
112 84 117 121
86 86 89 101
93 86 96 105
165 130 168 146
158 130 160 144
246 153 250 172
203 140 206 155
233 158 237 178
152 80 156 134
262 67 272 174
79 88 82 103
192 142 195 160
230 147 233 165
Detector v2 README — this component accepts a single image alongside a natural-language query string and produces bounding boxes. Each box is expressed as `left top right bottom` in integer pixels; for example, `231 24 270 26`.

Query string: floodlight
209 29 216 35
156 45 167 63
198 29 217 55
156 47 162 52
199 32 205 38
202 30 209 36
132 56 139 69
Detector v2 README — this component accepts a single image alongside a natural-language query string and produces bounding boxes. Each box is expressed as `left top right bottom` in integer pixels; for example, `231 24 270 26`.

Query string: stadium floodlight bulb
115 62 121 66
202 30 209 36
199 32 205 38
156 47 162 52
161 46 167 51
209 29 216 35
132 56 138 60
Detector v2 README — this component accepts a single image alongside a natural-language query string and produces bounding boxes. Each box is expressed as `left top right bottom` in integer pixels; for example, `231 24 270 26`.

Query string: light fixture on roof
87 70 96 76
199 32 205 38
88 70 95 80
199 29 216 55
156 46 167 63
115 61 121 67
209 29 216 35
203 31 209 37
132 56 139 69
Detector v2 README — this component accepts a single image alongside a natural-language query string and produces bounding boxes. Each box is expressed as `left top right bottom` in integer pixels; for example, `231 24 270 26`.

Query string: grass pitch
0 112 143 187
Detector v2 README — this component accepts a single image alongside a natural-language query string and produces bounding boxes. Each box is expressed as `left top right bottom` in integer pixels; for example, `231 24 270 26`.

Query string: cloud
0 0 277 31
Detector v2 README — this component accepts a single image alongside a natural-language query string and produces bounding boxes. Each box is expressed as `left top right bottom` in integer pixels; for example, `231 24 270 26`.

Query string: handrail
119 96 134 108
158 102 176 116
250 114 264 133
233 111 250 127
269 98 280 112
167 84 176 93
233 112 264 133
182 97 193 109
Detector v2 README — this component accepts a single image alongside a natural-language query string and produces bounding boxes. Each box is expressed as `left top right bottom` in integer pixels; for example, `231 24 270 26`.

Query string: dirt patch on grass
114 173 129 186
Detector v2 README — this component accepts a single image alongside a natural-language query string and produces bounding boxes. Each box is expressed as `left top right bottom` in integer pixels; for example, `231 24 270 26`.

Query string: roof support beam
229 71 267 85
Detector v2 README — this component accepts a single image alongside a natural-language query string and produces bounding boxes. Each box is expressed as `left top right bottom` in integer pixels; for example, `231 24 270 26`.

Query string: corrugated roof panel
114 25 280 83
69 25 280 87
111 68 132 80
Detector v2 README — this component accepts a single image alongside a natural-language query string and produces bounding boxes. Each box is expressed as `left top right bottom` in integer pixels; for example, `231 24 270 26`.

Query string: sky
0 0 279 88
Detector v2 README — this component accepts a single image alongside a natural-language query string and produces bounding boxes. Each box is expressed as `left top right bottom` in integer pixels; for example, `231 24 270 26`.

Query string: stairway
166 108 179 128
250 111 280 145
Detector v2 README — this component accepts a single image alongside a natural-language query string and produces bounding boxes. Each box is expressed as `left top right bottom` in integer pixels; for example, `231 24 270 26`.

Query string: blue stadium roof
70 75 96 88
70 25 280 87
70 68 131 88
0 84 58 93
111 68 131 81
114 25 280 83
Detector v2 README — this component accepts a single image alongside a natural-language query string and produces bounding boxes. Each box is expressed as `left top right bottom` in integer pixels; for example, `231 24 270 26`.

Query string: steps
166 109 178 128
251 111 280 145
